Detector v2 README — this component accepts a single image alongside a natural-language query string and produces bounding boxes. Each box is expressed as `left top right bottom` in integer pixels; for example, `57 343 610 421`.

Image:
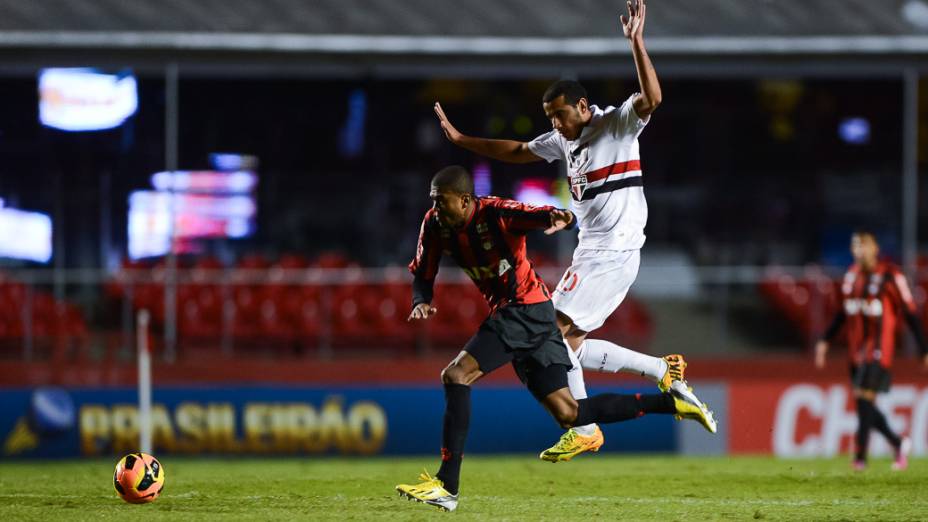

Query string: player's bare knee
441 363 469 385
553 401 579 428
440 365 457 384
557 406 579 429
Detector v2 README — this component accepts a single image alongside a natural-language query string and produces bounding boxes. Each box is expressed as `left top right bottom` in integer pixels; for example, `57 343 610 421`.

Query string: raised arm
434 102 542 164
621 0 661 118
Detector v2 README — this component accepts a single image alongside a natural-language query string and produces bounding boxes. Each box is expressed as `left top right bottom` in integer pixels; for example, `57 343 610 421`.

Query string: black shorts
850 362 892 393
464 301 571 401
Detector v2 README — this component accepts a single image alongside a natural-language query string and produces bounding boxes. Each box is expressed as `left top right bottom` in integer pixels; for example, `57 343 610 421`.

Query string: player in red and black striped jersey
815 230 928 471
395 166 714 512
409 186 558 314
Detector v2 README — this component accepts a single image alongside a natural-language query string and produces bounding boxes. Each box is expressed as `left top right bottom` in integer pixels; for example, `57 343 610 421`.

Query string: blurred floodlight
38 68 137 132
838 117 870 145
903 0 928 30
0 207 52 263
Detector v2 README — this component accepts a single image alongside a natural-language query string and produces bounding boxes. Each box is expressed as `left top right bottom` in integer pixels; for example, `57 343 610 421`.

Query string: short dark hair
543 80 588 105
852 228 878 243
431 165 474 195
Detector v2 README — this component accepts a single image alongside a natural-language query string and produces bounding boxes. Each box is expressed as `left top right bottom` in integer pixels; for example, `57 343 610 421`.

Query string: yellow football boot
539 426 605 463
670 380 718 433
395 470 458 512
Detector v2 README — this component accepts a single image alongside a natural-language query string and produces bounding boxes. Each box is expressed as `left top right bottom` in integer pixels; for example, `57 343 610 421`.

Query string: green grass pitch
1 455 925 521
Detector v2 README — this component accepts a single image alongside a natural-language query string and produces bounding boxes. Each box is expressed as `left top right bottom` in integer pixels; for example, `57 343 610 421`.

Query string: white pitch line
0 492 920 509
470 495 908 508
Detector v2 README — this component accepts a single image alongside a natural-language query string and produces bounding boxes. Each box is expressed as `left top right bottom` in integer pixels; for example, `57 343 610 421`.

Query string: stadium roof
1 0 927 75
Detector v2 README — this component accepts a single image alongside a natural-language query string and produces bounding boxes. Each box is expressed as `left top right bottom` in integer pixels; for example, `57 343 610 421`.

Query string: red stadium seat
597 294 654 350
359 283 414 347
178 299 221 340
758 270 842 342
299 286 324 345
259 297 298 345
0 273 90 360
430 283 486 348
330 284 365 347
312 252 354 269
237 253 270 269
229 286 262 344
276 254 310 269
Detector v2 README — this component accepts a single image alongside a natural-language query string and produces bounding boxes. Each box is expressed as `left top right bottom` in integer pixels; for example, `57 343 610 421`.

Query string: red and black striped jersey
828 262 922 367
408 197 572 314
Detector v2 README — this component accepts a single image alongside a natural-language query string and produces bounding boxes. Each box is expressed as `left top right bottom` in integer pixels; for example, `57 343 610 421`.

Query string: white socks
565 343 597 436
576 339 668 384
563 339 669 438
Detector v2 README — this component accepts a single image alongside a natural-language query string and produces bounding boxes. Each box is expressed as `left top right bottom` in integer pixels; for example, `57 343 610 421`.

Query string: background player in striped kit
432 0 716 461
815 230 928 471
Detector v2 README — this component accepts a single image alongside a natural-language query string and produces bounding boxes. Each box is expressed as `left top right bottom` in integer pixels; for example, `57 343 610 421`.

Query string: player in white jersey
432 0 716 461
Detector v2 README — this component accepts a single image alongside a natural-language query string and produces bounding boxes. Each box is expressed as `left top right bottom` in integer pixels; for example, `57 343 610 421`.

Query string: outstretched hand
407 303 438 322
434 102 463 144
620 0 646 41
544 209 574 235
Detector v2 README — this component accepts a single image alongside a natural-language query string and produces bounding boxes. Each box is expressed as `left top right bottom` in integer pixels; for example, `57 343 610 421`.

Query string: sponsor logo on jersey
498 259 512 276
568 147 591 200
844 298 883 317
462 260 512 281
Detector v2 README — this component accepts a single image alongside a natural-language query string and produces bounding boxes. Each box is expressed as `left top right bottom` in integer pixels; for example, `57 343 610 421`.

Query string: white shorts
552 248 640 333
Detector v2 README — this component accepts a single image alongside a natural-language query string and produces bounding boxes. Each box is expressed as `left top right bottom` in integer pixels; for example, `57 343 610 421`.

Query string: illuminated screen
150 171 257 194
38 68 138 132
0 207 52 263
128 163 258 260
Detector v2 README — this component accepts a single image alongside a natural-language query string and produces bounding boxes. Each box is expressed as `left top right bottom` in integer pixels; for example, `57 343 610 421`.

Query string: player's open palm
434 102 463 144
407 303 438 322
620 0 646 40
544 209 574 235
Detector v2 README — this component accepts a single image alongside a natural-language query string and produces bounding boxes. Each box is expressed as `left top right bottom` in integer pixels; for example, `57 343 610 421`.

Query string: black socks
436 383 470 496
574 392 676 426
856 397 901 461
855 398 873 461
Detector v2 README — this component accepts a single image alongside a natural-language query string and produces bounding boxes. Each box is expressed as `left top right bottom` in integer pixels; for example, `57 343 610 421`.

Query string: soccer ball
113 452 165 504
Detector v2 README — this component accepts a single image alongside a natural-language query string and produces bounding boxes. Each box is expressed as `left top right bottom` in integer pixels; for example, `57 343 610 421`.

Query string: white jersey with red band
528 95 648 252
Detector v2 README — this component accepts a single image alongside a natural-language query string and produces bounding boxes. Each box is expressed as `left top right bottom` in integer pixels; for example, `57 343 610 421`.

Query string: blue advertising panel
0 386 675 458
